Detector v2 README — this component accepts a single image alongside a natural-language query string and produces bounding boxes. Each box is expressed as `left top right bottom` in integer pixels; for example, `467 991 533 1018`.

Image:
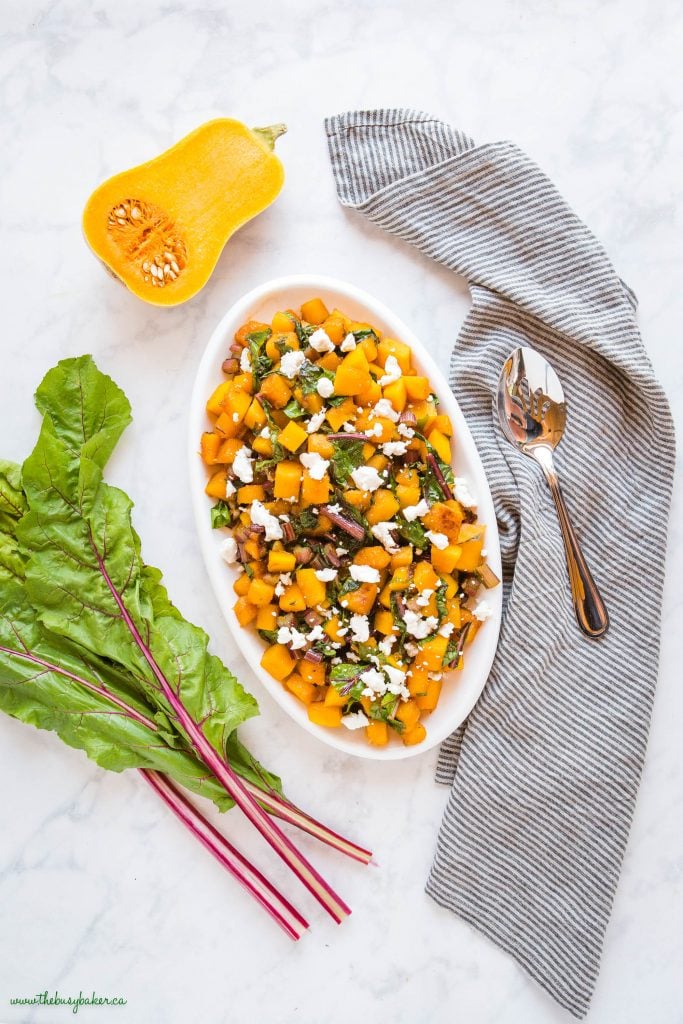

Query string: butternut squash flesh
82 118 286 307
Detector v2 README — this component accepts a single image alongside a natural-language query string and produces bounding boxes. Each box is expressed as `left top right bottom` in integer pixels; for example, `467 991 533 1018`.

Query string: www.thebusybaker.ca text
9 989 127 1014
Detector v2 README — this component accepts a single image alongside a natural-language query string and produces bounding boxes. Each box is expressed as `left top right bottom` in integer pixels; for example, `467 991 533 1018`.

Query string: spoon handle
533 450 609 638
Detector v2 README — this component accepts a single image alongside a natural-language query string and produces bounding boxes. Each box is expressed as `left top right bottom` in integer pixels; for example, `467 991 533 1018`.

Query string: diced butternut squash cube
396 699 420 730
235 319 269 345
377 338 411 373
296 567 327 607
216 437 243 463
429 413 453 437
255 604 278 632
307 433 334 458
301 298 329 325
416 679 442 711
429 429 451 465
413 560 439 592
324 615 346 643
345 488 371 511
259 373 292 409
356 377 382 407
244 398 267 431
402 723 427 746
261 643 296 681
383 379 407 412
415 635 448 672
341 583 378 616
268 548 297 573
233 573 251 597
366 489 400 526
390 546 413 569
214 412 242 438
266 331 298 361
424 501 463 542
325 398 356 431
205 469 228 499
252 434 273 456
321 317 345 343
389 566 410 591
200 432 221 464
299 660 327 686
407 665 430 697
454 540 484 572
323 685 347 707
366 720 388 746
285 673 316 705
431 544 463 575
272 311 295 333
274 460 303 499
301 472 330 506
237 484 265 504
354 546 392 570
206 380 232 416
247 577 275 608
233 596 258 626
374 609 395 635
403 375 431 401
308 704 343 728
278 583 307 612
279 420 308 453
318 351 341 372
333 346 372 396
358 334 378 362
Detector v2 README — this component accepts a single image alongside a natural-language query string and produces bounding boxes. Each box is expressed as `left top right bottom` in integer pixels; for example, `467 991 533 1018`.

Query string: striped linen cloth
325 109 675 1018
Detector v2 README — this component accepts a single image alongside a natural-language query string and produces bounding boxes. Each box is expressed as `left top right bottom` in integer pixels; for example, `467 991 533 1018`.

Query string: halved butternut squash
83 119 286 306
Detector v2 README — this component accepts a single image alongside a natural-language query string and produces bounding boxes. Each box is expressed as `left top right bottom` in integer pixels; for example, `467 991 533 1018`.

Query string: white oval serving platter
189 275 502 760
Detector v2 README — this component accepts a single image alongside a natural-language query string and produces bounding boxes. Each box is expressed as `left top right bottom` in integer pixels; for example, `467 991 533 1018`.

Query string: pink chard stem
140 770 308 941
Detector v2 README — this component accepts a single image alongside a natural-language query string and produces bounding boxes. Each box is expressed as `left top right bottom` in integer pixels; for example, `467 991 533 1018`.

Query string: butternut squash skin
82 119 286 307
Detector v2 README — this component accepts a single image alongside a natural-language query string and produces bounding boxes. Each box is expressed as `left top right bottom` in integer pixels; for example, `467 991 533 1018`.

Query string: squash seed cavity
107 199 187 288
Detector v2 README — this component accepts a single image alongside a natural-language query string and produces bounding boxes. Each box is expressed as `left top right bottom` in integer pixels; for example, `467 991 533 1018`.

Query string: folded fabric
325 109 675 1018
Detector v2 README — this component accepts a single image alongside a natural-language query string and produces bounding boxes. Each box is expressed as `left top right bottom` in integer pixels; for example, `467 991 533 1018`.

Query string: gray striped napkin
325 109 675 1018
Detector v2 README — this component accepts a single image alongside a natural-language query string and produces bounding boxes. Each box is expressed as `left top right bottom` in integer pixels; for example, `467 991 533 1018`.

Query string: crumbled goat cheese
371 521 399 552
379 355 402 386
439 621 455 638
240 347 252 372
404 642 420 658
397 423 415 438
300 451 329 480
343 422 357 432
350 465 383 491
404 610 439 639
378 635 396 656
349 614 370 643
365 422 383 438
360 667 387 698
454 477 477 509
340 333 357 352
276 626 307 650
225 479 236 498
426 531 449 549
219 537 238 564
315 568 338 582
307 409 327 433
232 446 254 483
370 398 400 423
308 328 335 353
473 600 494 622
384 664 410 699
316 376 334 398
336 546 348 556
307 624 326 643
259 426 270 438
341 710 369 730
232 412 240 422
279 350 307 379
382 440 409 457
416 589 434 607
326 503 342 514
349 564 381 584
403 499 430 522
250 500 283 541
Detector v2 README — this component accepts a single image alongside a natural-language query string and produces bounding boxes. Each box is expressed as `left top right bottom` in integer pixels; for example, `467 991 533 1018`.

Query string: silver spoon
496 346 609 638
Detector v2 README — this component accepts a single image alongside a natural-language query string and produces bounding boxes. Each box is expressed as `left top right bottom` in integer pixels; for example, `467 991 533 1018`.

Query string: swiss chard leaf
210 501 234 528
395 515 428 549
330 438 365 485
289 508 318 537
247 330 273 388
18 358 263 786
298 361 333 397
283 398 307 420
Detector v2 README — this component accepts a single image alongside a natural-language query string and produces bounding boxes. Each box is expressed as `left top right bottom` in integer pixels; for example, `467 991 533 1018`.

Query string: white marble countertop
1 2 682 1022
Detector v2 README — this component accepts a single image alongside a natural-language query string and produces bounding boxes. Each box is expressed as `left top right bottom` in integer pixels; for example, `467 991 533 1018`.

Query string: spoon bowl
497 346 609 639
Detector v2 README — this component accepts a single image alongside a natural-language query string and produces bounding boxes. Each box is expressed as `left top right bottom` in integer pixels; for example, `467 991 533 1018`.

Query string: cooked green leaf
211 500 234 528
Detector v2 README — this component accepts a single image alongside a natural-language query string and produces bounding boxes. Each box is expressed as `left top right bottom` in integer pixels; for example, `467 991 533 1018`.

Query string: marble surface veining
1 1 682 1022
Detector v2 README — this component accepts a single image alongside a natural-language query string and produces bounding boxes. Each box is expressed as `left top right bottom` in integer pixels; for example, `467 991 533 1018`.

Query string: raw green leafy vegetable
0 357 370 931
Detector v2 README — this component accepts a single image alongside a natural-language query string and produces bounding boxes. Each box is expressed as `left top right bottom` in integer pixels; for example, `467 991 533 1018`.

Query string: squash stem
252 123 287 150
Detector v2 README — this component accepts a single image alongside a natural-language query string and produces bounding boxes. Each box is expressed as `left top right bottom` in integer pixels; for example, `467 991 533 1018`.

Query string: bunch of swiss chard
0 356 369 939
